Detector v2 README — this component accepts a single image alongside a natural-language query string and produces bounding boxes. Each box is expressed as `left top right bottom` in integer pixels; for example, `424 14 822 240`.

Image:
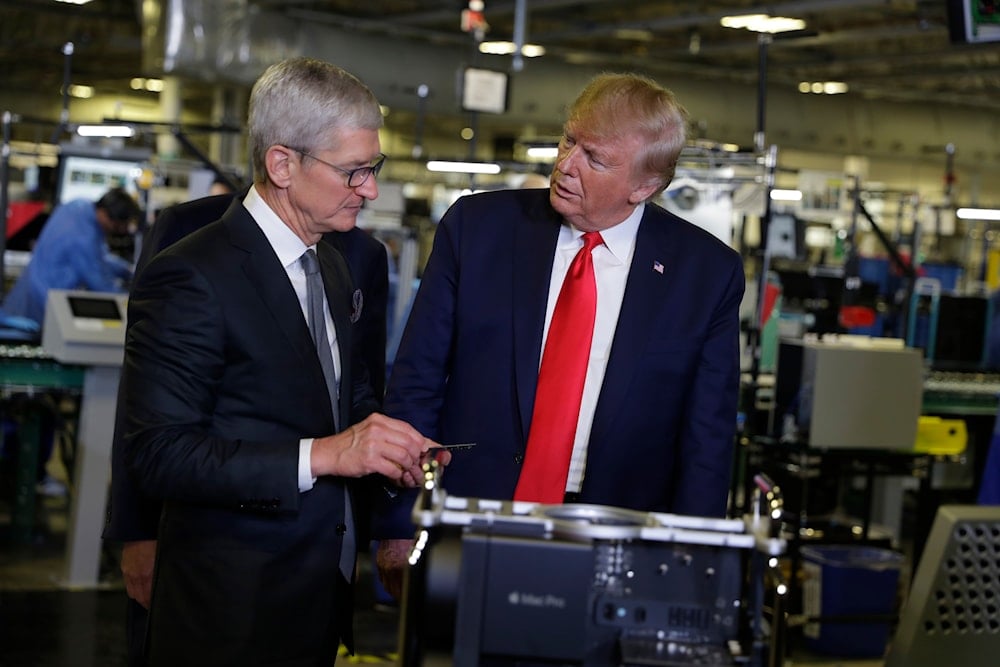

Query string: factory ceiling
1 0 999 135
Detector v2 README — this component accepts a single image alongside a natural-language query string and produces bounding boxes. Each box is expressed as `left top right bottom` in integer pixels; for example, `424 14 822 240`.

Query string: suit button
335 523 347 535
514 454 524 464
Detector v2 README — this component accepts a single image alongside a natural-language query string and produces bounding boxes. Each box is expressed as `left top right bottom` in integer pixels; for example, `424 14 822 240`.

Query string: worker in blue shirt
1 187 140 331
0 187 140 497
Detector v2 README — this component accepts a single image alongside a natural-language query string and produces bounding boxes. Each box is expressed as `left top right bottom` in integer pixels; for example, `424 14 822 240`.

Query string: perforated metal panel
885 505 1000 666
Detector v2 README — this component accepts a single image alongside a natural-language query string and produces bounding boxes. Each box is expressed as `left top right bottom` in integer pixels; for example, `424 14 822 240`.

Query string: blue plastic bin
800 545 903 658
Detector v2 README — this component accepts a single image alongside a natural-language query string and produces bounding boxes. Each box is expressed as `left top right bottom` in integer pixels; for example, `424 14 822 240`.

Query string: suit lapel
512 199 563 445
589 206 679 447
224 210 315 368
224 210 337 428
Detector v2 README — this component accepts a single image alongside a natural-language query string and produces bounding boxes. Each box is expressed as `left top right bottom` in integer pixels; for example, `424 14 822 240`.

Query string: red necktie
515 231 604 503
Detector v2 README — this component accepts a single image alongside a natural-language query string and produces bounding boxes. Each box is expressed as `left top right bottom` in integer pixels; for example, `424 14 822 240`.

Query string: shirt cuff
299 438 317 492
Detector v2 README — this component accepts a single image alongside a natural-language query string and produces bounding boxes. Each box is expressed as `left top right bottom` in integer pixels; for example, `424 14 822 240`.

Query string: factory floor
0 465 887 667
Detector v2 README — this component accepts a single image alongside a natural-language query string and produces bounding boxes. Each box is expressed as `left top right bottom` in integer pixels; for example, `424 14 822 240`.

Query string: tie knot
301 248 320 275
581 231 604 252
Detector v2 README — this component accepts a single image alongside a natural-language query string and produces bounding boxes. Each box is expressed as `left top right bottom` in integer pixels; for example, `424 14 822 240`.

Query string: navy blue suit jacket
383 188 744 529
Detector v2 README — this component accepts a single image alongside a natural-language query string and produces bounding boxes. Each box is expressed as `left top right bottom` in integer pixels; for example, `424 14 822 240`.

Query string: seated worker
0 186 140 496
0 186 141 332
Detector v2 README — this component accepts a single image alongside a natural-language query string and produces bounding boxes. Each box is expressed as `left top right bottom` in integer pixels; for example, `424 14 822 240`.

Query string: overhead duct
138 0 1000 173
142 0 304 84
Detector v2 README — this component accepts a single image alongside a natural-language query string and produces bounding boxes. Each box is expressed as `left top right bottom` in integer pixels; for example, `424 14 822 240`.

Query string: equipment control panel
41 289 128 365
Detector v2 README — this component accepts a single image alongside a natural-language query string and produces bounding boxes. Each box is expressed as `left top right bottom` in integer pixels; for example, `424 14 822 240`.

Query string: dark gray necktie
300 248 355 579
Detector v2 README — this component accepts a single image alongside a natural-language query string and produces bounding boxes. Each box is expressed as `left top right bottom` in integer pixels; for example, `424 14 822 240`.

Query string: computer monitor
55 144 151 204
884 505 1000 667
948 0 1000 44
932 295 989 371
772 266 845 335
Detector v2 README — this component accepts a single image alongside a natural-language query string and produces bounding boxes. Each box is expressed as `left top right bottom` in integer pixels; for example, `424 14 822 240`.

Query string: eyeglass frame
288 146 386 188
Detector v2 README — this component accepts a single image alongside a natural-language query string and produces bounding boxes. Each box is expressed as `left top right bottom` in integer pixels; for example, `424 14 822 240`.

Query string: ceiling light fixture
479 41 545 57
76 124 135 138
770 189 803 201
68 84 94 99
55 0 95 4
426 160 502 175
798 81 849 95
720 14 806 34
613 28 654 42
956 207 1000 221
130 77 164 92
526 146 558 160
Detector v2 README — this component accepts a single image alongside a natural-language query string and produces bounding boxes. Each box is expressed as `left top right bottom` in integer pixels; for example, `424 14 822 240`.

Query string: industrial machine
885 504 1000 666
772 336 924 450
398 464 787 666
41 288 128 587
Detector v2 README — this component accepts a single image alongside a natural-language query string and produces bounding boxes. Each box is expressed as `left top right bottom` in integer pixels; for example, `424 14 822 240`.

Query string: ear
628 176 663 205
265 145 297 188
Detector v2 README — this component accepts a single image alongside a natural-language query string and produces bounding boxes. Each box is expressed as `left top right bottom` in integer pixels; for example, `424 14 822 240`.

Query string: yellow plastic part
914 416 968 455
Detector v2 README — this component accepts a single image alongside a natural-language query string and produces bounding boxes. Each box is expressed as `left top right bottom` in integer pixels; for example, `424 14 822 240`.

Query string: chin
549 192 577 218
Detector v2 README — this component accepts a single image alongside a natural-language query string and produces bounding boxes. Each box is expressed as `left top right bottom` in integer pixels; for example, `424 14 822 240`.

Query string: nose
357 175 379 200
556 144 578 174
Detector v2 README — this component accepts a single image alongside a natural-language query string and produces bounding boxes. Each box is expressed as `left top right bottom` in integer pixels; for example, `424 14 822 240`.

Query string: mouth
552 179 577 200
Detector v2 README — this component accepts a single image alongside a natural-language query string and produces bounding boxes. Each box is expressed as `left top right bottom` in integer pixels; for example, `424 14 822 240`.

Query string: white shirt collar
243 185 313 268
559 202 644 265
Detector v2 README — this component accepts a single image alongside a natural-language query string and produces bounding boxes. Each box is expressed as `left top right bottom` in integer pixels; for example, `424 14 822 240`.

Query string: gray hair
247 57 383 182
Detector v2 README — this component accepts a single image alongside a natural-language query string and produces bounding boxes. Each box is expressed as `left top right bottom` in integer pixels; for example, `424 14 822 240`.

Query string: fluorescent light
957 207 1000 221
798 81 849 95
55 0 94 4
426 160 501 175
68 84 93 99
479 41 546 57
76 124 135 138
526 146 558 160
721 14 806 34
129 77 164 92
613 28 654 42
770 189 803 201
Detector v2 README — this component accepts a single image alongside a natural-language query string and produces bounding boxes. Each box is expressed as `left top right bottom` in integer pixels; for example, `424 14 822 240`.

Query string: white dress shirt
244 186 340 491
541 203 644 493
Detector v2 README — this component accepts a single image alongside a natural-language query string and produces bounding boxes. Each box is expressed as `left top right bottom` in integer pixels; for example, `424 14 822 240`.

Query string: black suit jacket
104 194 388 547
117 201 381 663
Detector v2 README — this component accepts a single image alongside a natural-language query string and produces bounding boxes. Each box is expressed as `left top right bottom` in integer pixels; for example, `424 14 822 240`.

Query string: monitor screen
55 144 151 204
933 294 988 370
68 295 122 321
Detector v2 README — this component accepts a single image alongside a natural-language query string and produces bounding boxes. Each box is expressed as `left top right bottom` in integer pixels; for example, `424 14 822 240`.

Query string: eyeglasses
291 148 386 188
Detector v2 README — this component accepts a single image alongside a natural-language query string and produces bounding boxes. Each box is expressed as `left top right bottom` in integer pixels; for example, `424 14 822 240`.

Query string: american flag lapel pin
653 260 664 274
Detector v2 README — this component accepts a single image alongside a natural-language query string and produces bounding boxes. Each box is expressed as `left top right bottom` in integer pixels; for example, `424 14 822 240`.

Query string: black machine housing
398 465 786 666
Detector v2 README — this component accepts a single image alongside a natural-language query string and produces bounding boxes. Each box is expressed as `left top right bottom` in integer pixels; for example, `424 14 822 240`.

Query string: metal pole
754 33 771 153
50 42 74 144
0 110 11 298
512 0 527 72
412 84 429 160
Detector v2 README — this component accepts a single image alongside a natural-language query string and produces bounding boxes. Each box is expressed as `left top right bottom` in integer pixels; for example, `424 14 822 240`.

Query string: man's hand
376 538 416 601
121 540 157 609
311 413 448 486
